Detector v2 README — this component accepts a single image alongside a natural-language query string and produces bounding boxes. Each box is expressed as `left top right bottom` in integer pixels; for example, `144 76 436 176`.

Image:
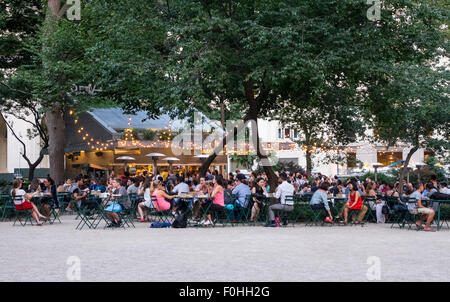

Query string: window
278 128 282 139
293 129 298 138
284 128 290 138
377 151 402 166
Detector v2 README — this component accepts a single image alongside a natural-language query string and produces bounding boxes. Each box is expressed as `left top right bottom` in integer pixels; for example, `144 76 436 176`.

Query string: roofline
87 111 118 134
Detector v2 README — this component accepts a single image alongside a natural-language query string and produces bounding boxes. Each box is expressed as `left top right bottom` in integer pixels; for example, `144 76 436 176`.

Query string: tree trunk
198 101 227 177
28 165 37 181
46 103 66 185
245 81 278 191
306 149 313 175
398 146 419 194
44 0 66 185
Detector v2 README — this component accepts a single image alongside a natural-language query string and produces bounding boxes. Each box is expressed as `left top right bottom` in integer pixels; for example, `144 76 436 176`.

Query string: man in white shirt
439 182 450 195
266 172 295 227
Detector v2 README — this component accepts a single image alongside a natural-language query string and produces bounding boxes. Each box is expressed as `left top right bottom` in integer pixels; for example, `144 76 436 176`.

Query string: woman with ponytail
137 178 154 222
11 179 48 226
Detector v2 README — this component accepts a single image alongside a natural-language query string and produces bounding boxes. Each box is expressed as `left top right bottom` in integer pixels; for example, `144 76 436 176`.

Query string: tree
0 81 49 180
368 65 449 191
0 0 46 180
81 0 448 189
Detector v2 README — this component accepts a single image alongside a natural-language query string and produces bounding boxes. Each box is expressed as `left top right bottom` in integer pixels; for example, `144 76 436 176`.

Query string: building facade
0 113 49 178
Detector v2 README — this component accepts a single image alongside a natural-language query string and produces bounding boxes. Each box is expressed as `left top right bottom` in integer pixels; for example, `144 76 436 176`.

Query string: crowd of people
8 169 450 231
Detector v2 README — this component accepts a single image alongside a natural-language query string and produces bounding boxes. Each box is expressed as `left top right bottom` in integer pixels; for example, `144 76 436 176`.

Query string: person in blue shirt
231 174 251 221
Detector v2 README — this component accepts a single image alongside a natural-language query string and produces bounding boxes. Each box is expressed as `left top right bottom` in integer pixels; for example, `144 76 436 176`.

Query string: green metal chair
12 197 34 226
1 194 15 221
272 195 295 227
363 196 378 223
149 195 174 224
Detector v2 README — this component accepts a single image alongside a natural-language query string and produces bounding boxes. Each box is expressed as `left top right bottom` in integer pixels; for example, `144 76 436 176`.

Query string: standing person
309 182 334 223
11 179 48 225
200 175 225 225
266 172 295 227
250 178 268 223
409 183 435 232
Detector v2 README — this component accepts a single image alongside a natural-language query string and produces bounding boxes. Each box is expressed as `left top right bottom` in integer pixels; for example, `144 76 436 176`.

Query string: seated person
41 176 59 218
200 176 225 225
266 172 294 227
105 178 130 227
337 181 368 224
137 178 154 222
409 183 435 232
309 182 334 223
231 174 251 221
71 176 97 214
152 180 177 212
171 177 190 213
250 178 268 222
11 179 48 225
365 182 385 223
439 182 450 195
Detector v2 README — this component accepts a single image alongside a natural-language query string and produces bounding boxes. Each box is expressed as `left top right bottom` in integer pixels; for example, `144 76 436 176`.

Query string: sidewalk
0 216 449 282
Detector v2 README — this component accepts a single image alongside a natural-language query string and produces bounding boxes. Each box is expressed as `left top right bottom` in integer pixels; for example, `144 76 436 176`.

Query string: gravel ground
0 216 449 282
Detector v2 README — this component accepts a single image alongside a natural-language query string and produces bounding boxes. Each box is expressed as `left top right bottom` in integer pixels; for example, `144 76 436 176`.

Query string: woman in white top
137 178 154 222
11 179 48 226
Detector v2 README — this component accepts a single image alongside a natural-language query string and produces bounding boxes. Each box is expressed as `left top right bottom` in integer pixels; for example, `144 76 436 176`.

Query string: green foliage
272 161 305 174
360 172 397 185
230 153 258 170
142 129 157 141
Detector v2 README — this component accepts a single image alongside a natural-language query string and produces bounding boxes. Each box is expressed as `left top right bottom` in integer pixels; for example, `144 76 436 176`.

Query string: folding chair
1 195 15 221
405 198 423 230
12 196 34 226
305 205 326 227
387 196 408 228
74 202 94 230
272 195 295 227
363 196 378 223
48 205 61 224
115 196 136 228
57 193 73 215
214 201 236 227
149 196 173 224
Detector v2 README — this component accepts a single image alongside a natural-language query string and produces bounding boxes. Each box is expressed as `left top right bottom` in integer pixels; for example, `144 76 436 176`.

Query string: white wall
2 113 49 173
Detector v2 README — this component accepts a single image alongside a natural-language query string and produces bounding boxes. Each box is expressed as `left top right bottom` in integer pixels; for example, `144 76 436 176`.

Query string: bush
361 172 397 184
142 129 157 141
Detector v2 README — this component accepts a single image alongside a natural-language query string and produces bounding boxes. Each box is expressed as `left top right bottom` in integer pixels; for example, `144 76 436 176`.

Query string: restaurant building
64 108 228 178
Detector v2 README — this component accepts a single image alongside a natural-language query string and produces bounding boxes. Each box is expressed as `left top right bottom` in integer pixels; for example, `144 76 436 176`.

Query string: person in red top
340 181 368 224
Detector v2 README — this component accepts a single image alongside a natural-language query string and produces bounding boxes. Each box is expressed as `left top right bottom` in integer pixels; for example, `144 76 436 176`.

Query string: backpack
172 212 187 228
